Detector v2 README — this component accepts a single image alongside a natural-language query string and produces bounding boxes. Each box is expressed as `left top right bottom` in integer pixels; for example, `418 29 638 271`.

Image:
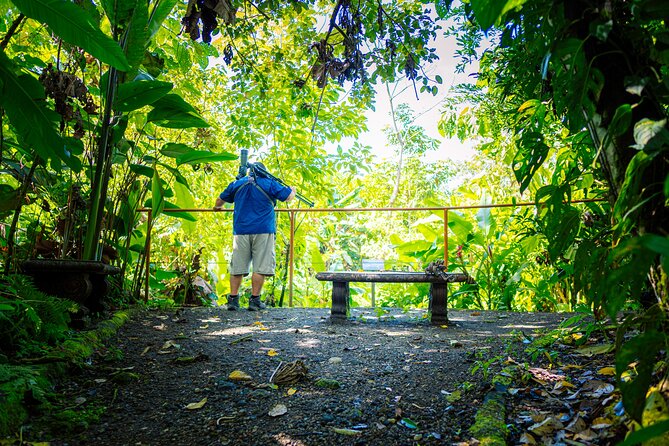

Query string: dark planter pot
22 259 121 313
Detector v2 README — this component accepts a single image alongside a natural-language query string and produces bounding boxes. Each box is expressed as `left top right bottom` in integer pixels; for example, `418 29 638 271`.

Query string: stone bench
315 271 471 325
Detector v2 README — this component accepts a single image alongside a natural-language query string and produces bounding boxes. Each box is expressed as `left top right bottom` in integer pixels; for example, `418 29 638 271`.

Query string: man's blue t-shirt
219 176 292 235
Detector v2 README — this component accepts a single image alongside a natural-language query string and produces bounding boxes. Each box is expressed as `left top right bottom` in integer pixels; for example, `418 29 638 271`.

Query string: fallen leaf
470 312 481 316
575 343 614 357
450 340 463 348
94 378 107 384
582 380 614 398
268 404 287 417
519 432 537 444
286 388 297 396
185 397 207 410
399 418 417 429
597 367 616 376
252 321 269 331
574 428 598 441
140 346 151 356
328 357 342 364
591 417 613 429
161 340 180 350
228 370 252 381
332 428 361 435
446 390 462 403
153 323 167 331
267 349 278 357
528 417 564 436
199 324 209 329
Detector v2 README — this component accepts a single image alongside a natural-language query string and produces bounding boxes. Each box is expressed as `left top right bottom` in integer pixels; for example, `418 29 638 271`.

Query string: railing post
289 210 295 307
443 208 449 271
145 209 152 302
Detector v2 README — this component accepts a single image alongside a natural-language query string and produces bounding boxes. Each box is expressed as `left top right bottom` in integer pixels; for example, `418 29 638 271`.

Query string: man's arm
286 186 296 202
213 196 227 210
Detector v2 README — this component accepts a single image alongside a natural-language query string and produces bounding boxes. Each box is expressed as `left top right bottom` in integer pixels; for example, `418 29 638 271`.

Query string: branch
0 13 25 50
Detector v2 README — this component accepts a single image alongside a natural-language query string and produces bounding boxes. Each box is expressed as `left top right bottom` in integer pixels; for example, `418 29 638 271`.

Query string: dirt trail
48 307 569 446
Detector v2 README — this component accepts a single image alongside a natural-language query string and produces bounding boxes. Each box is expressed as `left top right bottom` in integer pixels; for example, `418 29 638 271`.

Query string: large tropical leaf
0 53 79 171
114 80 173 112
148 0 178 38
125 0 149 69
11 0 130 71
160 143 191 158
100 0 136 27
176 151 237 166
151 168 165 218
147 94 209 128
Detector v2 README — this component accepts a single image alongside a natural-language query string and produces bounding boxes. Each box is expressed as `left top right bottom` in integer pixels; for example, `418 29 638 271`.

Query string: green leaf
147 94 209 128
609 104 633 137
152 94 198 113
0 53 78 170
513 131 550 193
151 168 165 218
129 164 154 178
160 143 192 159
11 0 130 71
470 0 507 30
617 419 669 446
616 330 665 422
633 118 669 150
115 80 173 112
144 199 196 222
101 0 135 27
176 150 237 166
148 0 178 38
0 185 21 211
125 0 149 69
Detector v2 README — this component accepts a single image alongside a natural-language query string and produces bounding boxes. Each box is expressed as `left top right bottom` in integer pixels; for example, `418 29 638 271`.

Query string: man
214 163 295 311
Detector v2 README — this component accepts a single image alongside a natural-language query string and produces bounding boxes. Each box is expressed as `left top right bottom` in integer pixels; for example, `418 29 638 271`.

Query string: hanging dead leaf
185 397 207 410
268 404 287 417
228 370 252 381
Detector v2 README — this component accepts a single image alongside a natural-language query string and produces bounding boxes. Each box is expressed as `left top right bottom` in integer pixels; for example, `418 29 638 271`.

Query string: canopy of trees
0 0 667 440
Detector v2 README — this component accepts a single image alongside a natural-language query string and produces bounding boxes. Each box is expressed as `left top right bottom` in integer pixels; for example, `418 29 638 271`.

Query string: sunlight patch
208 327 255 337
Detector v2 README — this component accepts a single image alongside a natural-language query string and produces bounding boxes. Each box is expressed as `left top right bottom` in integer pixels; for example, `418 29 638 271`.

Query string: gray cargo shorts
230 233 276 276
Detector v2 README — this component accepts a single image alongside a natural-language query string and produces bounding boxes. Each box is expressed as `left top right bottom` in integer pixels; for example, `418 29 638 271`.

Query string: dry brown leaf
528 417 564 436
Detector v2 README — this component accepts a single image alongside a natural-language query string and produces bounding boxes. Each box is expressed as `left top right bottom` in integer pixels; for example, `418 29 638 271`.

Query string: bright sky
359 35 479 163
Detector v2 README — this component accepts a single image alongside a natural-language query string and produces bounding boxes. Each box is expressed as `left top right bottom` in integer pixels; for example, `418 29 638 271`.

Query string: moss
45 405 106 435
0 309 135 436
470 391 508 446
0 365 51 436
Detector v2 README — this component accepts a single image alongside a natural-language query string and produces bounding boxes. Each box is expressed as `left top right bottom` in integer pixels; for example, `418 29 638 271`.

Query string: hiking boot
248 296 266 311
227 295 240 311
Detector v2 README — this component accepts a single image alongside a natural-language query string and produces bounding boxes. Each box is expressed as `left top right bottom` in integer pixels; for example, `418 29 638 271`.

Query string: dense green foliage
0 0 667 440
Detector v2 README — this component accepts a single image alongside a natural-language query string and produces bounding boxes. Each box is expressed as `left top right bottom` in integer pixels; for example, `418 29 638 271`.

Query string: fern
0 275 78 355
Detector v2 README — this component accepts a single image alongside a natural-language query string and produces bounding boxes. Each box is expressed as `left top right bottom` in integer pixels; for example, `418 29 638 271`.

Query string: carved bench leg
330 281 350 322
429 283 448 325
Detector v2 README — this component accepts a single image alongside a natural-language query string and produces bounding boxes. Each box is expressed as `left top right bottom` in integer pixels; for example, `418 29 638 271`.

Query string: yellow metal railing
138 198 605 305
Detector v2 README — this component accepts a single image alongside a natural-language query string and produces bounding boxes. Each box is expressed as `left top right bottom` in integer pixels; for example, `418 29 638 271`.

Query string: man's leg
226 274 243 310
248 272 267 311
250 272 265 296
228 235 251 311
